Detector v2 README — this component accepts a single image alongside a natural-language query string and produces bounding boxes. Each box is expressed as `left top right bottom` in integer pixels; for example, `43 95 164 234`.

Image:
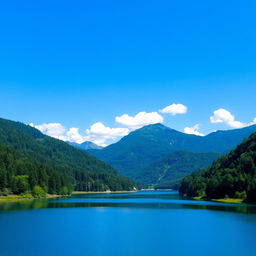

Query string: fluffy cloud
85 122 129 146
30 121 130 146
115 112 163 130
29 123 66 137
29 123 85 144
160 103 188 115
184 124 204 136
210 109 256 129
64 128 85 144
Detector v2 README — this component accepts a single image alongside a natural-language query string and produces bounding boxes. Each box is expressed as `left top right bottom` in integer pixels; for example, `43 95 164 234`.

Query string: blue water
1 191 256 256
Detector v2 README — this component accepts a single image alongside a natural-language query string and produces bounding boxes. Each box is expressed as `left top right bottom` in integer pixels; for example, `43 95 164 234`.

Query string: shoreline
211 198 244 204
192 196 245 204
0 191 249 204
72 190 137 195
0 194 67 202
0 190 137 202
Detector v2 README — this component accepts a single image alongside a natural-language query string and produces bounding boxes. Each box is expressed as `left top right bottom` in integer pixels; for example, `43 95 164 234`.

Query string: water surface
0 191 256 256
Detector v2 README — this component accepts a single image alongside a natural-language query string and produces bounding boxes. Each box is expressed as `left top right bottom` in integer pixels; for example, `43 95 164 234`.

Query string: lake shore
193 196 244 204
72 190 137 195
0 194 66 202
212 198 244 204
0 190 138 202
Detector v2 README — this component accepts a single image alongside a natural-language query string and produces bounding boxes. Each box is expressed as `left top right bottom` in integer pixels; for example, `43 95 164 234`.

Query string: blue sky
0 0 255 145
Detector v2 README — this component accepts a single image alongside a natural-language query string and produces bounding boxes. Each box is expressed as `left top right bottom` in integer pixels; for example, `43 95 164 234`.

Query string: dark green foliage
89 123 256 183
0 143 72 195
179 133 256 202
13 175 30 194
0 118 135 195
136 151 220 187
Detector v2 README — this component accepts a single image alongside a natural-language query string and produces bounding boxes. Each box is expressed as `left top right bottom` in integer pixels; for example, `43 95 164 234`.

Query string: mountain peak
135 123 177 133
142 123 169 129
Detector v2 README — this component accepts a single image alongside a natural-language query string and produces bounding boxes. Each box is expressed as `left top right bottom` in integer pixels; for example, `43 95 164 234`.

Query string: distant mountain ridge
89 123 256 186
68 141 103 150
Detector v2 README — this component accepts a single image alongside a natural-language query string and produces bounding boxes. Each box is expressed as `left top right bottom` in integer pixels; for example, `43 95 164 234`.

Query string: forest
179 132 256 202
0 118 135 197
0 143 72 196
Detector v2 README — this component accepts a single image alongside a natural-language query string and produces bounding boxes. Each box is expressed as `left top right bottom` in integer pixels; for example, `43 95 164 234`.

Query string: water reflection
1 191 256 214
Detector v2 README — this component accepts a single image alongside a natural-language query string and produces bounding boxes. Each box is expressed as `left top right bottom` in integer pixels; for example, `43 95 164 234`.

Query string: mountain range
89 123 256 187
1 116 255 196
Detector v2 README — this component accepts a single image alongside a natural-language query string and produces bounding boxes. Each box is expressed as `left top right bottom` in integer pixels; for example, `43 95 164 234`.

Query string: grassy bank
0 194 67 202
193 196 203 200
192 196 244 204
212 198 244 204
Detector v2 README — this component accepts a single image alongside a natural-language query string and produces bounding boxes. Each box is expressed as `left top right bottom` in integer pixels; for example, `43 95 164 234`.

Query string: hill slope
89 123 256 182
136 151 220 188
179 132 256 202
0 118 135 194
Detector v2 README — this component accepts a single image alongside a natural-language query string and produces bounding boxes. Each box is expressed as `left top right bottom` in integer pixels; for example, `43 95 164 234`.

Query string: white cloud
184 124 204 136
210 109 256 129
160 103 188 115
64 128 85 144
29 123 85 144
85 122 129 146
30 123 66 137
30 121 130 146
115 111 163 130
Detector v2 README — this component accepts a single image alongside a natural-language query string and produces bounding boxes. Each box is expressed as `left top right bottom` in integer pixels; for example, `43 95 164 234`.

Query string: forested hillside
0 118 135 196
179 132 256 202
0 143 72 196
136 151 220 188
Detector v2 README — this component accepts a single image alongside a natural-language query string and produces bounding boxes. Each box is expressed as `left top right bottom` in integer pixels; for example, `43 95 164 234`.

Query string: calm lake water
1 191 256 256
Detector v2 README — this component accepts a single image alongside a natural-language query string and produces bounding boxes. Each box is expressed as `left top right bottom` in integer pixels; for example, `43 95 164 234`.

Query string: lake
0 191 256 256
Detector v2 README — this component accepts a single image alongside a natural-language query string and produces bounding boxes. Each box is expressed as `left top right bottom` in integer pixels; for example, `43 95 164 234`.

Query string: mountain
68 141 103 150
89 123 256 184
179 132 256 202
136 151 220 188
0 118 135 196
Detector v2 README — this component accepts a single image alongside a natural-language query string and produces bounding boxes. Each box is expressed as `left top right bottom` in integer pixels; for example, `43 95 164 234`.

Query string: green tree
32 185 47 198
13 175 29 194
